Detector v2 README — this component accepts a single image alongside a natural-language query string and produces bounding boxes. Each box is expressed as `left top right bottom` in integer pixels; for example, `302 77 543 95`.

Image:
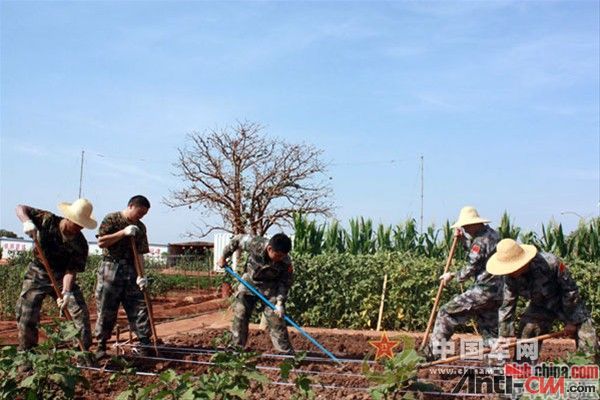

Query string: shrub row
286 252 600 331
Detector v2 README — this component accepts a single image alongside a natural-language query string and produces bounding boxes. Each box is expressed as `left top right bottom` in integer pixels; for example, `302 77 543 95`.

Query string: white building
0 237 168 260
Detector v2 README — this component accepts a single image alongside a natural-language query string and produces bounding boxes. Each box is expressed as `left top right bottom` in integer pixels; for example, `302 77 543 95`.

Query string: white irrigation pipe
117 342 375 364
77 365 491 397
77 365 369 391
127 354 366 378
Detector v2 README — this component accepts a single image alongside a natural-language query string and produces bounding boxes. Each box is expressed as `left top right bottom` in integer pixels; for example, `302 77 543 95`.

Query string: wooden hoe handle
33 238 86 352
420 234 460 350
130 237 159 355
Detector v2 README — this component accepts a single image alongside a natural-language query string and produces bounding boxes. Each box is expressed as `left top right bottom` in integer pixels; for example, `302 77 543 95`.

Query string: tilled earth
75 327 577 400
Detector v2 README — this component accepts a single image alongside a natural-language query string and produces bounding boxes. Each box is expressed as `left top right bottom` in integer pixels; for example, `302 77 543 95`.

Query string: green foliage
498 211 521 239
0 251 219 319
279 352 315 400
345 217 375 255
287 252 457 331
293 213 599 261
286 252 600 330
362 335 438 400
552 350 597 366
292 214 324 256
322 220 344 253
0 320 90 400
112 333 269 399
0 229 20 239
0 250 33 319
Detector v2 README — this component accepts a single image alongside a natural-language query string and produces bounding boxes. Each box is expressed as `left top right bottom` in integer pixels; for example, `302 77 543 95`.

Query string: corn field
293 212 600 262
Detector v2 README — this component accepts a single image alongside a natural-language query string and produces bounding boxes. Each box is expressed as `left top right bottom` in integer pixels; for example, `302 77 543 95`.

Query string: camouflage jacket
28 208 88 274
498 252 589 337
221 234 293 302
98 212 149 262
455 225 502 290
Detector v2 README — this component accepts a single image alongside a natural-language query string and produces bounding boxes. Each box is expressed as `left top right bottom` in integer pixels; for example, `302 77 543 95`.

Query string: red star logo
368 332 399 360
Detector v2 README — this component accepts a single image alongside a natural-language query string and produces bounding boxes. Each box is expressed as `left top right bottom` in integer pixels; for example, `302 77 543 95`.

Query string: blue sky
1 1 598 244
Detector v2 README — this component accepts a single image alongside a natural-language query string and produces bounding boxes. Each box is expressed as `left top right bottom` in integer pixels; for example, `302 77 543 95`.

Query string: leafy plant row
293 213 600 262
0 252 223 319
286 252 600 331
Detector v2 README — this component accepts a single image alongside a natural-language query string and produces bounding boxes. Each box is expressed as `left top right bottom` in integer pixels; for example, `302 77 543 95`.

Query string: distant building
166 240 214 267
0 237 168 260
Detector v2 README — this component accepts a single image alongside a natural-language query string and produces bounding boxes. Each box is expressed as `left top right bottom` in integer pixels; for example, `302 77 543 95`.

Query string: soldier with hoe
426 206 502 360
95 195 153 358
15 199 97 353
487 238 599 363
218 233 294 354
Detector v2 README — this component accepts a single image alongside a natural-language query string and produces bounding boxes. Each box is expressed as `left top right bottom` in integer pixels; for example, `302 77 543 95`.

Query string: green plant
362 335 438 399
498 211 521 239
322 220 344 253
0 346 19 399
376 224 393 253
279 352 315 400
293 213 325 256
110 357 153 400
0 320 90 400
193 349 269 399
345 217 375 255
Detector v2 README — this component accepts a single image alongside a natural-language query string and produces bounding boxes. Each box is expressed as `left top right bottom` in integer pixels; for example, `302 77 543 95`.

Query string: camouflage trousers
429 285 501 357
94 260 151 345
517 304 598 362
16 263 92 350
231 292 293 353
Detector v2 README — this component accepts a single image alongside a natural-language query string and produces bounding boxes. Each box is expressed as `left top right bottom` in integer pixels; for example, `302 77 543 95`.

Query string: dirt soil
2 288 582 399
0 288 228 346
74 325 578 400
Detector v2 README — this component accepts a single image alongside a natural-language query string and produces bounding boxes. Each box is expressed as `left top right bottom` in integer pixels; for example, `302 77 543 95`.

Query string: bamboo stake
419 234 460 350
33 238 86 352
130 237 159 355
376 274 388 331
419 331 564 368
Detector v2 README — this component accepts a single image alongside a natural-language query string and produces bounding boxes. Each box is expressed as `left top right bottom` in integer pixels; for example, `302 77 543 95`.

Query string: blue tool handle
224 266 341 364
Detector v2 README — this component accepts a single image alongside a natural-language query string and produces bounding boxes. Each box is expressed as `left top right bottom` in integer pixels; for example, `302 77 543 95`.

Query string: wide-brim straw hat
57 198 97 229
486 238 537 275
451 206 491 228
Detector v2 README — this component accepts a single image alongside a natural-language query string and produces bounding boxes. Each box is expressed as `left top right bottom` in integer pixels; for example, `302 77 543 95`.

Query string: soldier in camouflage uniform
218 233 294 353
487 239 598 362
426 207 502 360
15 199 97 351
95 195 152 358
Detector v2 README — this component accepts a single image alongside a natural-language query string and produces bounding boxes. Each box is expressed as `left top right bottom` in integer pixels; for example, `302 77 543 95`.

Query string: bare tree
165 121 333 236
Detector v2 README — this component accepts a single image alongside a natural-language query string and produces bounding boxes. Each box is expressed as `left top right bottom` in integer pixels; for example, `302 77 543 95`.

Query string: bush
286 252 600 331
0 252 219 319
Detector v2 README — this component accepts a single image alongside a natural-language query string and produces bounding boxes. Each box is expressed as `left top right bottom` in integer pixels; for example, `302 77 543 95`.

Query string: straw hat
57 198 97 229
486 238 537 275
451 206 490 228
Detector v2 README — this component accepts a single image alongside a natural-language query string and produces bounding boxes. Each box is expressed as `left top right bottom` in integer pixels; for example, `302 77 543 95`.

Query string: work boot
134 339 155 357
95 341 108 361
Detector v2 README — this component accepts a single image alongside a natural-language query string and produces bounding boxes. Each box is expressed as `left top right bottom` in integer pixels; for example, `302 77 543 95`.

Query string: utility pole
78 150 84 198
420 155 424 234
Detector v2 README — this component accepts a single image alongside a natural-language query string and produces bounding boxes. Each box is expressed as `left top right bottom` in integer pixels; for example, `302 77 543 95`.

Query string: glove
57 291 74 315
23 220 37 238
274 301 284 319
123 225 140 236
439 272 455 285
136 276 148 291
